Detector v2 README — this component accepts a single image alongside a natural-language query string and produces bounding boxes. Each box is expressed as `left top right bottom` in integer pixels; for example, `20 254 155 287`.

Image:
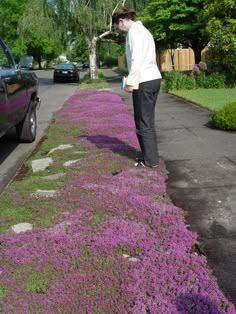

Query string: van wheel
16 102 37 143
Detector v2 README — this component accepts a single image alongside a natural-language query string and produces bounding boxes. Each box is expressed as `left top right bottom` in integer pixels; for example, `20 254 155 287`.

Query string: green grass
170 88 236 111
79 81 109 90
79 70 109 90
0 120 86 233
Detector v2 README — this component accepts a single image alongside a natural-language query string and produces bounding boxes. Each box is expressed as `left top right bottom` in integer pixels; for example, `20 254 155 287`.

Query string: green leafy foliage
0 0 28 59
211 102 236 130
162 68 227 92
19 0 63 68
202 73 225 88
26 273 50 293
140 0 208 64
204 0 236 74
0 284 7 299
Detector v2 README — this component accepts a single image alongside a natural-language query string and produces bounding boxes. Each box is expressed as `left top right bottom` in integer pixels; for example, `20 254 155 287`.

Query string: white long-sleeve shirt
125 21 162 86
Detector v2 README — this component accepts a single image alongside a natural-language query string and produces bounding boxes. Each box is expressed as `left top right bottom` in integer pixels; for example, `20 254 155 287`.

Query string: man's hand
124 85 134 93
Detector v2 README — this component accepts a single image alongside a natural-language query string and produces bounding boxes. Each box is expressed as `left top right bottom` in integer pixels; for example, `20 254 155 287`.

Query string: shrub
178 75 196 90
211 102 236 130
103 56 118 67
162 71 180 92
204 73 225 88
195 72 206 88
162 68 230 92
224 72 236 88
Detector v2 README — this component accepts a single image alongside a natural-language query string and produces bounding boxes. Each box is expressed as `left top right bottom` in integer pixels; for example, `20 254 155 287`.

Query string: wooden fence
118 48 208 72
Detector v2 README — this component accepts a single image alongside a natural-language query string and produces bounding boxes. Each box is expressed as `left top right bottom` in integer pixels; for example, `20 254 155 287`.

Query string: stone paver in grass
11 223 32 233
63 159 82 167
48 144 74 155
31 189 58 198
32 157 53 172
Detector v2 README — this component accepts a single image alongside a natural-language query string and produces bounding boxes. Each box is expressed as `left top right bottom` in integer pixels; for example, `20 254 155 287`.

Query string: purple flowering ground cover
0 90 235 313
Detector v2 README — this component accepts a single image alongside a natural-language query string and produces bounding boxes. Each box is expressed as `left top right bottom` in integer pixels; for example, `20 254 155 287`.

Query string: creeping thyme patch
0 90 235 313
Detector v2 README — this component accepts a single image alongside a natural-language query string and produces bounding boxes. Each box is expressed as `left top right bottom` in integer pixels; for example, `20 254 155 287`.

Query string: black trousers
132 79 161 167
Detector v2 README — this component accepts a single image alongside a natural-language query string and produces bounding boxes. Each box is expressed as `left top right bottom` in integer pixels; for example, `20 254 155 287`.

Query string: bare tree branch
109 0 127 30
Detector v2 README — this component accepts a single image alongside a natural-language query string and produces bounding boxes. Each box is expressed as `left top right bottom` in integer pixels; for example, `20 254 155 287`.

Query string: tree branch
109 0 127 31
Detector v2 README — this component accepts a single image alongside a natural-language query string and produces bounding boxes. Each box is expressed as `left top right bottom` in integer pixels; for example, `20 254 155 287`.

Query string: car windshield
56 64 75 70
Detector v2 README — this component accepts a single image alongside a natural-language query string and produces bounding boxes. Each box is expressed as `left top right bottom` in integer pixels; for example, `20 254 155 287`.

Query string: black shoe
134 161 146 168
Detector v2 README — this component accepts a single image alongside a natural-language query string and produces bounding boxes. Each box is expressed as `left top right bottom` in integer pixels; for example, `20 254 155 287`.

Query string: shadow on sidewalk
86 135 137 159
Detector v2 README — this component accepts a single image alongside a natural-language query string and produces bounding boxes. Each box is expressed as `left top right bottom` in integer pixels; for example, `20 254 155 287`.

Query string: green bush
204 73 225 88
195 72 206 88
178 75 196 90
162 71 179 92
211 102 236 130
225 72 236 88
103 56 118 67
162 69 231 92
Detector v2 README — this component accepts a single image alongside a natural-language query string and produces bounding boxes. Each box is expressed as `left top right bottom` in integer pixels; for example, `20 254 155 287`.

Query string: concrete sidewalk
104 68 236 305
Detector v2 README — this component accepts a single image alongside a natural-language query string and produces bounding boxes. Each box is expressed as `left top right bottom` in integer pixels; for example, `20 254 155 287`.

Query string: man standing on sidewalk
112 7 162 168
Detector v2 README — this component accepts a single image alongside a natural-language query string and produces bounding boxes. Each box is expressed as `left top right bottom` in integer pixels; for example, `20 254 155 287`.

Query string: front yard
170 88 236 111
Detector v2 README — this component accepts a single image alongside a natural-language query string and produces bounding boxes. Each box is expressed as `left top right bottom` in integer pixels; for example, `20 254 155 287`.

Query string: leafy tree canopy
140 0 209 63
42 0 146 78
204 0 236 73
19 0 63 67
0 0 28 58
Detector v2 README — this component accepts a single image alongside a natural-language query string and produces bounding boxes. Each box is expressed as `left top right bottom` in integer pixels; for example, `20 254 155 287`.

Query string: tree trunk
87 37 98 80
193 49 202 65
191 39 206 64
37 54 42 69
168 47 175 70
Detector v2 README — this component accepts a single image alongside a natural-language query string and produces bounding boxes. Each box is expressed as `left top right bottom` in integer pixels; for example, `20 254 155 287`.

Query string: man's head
112 7 137 33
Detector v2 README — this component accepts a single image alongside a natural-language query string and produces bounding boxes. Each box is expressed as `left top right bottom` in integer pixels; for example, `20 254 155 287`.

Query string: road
0 69 85 195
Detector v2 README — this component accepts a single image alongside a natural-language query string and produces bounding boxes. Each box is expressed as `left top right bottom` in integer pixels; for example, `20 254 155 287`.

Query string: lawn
170 88 236 111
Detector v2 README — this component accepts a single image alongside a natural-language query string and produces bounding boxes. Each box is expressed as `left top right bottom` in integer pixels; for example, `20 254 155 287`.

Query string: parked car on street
53 63 80 83
0 37 40 143
82 61 89 69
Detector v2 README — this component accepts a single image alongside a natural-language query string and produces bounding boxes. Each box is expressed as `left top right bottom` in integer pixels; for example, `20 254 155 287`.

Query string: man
112 7 162 168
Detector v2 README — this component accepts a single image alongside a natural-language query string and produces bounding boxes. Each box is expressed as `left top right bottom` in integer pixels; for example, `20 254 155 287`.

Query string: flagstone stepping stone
63 159 82 167
128 257 140 262
48 144 73 155
32 157 53 172
122 254 141 262
44 173 66 180
11 223 32 233
31 189 58 198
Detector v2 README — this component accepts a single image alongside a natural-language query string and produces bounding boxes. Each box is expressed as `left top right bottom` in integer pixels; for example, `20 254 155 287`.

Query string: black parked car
0 37 40 143
53 63 80 83
82 61 89 69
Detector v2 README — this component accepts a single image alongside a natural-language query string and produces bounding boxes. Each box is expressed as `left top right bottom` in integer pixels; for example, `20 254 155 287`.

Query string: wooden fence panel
118 48 208 71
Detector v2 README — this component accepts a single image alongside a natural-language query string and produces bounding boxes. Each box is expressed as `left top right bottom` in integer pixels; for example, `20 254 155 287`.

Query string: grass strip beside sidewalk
170 88 236 111
0 90 235 313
